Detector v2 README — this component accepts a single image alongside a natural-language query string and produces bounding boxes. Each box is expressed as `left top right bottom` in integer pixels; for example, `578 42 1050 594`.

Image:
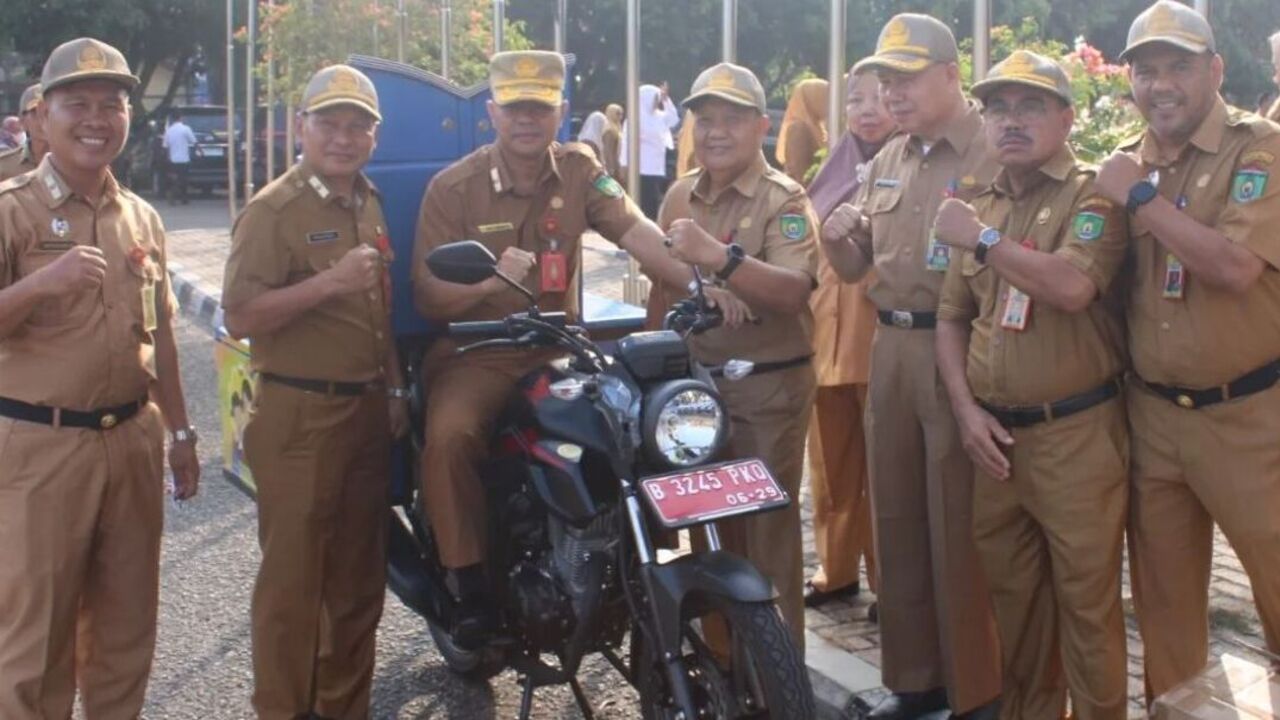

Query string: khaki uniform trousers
0 404 165 720
245 382 391 720
972 398 1129 720
807 384 877 594
695 363 815 650
866 326 1002 713
1127 382 1280 701
419 348 557 569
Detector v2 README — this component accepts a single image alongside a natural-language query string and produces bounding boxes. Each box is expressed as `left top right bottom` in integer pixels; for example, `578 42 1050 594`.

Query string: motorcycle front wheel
634 598 815 720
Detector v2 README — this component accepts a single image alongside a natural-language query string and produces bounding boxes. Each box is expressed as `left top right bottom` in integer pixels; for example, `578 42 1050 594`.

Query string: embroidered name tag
37 240 76 252
874 178 902 189
478 222 515 234
307 230 340 244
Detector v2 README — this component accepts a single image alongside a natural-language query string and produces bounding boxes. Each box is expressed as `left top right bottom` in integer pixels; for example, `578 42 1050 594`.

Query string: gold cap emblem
78 43 108 71
881 18 910 51
709 68 736 90
514 57 540 79
1147 3 1179 35
1003 51 1037 77
329 67 360 94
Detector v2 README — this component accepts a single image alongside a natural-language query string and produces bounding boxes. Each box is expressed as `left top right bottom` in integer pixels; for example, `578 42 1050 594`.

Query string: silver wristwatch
171 426 198 444
387 387 411 399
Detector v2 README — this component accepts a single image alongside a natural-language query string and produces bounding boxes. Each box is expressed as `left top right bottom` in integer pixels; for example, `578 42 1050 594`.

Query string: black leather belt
1142 359 1280 410
0 396 145 430
877 310 937 330
708 355 811 379
262 372 380 397
979 378 1122 429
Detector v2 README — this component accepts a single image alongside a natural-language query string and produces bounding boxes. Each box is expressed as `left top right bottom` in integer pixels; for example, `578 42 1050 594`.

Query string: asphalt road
139 316 643 719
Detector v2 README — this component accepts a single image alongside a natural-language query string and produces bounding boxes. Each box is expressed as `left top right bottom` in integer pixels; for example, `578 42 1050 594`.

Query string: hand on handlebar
703 286 755 329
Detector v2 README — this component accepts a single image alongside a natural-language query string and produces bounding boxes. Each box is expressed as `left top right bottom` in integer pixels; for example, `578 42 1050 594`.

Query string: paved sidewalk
164 208 1267 720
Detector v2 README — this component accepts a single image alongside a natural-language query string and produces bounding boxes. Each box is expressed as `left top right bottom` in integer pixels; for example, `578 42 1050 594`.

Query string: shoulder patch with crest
1072 210 1106 242
779 213 808 242
593 174 623 198
1231 167 1269 204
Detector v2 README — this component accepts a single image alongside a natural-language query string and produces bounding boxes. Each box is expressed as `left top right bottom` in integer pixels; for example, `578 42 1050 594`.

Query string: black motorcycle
386 240 815 720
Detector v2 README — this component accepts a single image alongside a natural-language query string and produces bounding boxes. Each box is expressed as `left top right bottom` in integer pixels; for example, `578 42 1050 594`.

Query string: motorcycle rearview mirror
426 240 538 308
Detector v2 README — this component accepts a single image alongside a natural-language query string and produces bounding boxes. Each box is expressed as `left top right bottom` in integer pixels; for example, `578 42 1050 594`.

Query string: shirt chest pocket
298 230 353 278
867 186 904 217
18 243 92 328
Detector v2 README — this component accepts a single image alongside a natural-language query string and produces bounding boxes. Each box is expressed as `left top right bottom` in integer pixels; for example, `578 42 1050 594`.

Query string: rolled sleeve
1217 133 1280 270
1055 194 1127 296
411 178 468 292
937 256 977 322
763 195 819 282
586 166 644 244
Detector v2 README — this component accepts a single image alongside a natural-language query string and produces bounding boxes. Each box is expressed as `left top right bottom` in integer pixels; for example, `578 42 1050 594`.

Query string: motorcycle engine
508 511 620 653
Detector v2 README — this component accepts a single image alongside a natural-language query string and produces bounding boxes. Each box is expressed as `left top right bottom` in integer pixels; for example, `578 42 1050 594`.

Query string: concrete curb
166 262 883 719
167 261 224 334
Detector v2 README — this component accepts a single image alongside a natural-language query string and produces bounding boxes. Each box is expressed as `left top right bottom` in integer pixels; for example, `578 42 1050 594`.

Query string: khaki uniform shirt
223 163 392 382
0 156 175 410
850 102 998 312
0 144 38 183
1267 97 1280 124
1121 98 1280 388
658 153 819 366
938 146 1128 406
600 126 622 181
412 141 644 325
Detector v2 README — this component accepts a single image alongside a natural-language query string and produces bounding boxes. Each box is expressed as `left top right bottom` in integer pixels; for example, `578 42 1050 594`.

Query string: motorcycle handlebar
448 319 509 337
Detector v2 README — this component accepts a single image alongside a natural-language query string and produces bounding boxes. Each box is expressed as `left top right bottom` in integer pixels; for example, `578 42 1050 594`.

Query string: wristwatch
171 426 198 444
387 387 411 400
715 243 746 282
1126 179 1158 214
974 226 1002 264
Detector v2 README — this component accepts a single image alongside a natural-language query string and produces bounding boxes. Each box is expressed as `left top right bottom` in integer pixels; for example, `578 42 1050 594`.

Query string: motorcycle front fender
641 549 777 650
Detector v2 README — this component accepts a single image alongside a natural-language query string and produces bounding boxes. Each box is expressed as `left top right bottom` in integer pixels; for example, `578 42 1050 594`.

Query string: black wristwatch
715 242 746 282
974 226 1002 264
1126 179 1158 214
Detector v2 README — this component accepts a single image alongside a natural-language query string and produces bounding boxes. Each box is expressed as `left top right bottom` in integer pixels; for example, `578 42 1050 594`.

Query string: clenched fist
1095 151 1145 207
932 198 983 251
666 218 724 271
821 203 867 244
326 245 382 295
36 245 107 296
492 246 537 288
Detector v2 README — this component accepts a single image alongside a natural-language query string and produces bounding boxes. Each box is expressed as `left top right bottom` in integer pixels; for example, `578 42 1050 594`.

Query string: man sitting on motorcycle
410 50 701 647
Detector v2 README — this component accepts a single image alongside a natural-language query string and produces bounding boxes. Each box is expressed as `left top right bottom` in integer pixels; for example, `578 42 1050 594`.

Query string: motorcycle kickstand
517 677 535 720
569 676 596 720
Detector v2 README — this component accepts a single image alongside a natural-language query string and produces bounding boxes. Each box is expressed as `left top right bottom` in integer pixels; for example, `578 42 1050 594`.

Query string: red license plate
639 458 789 529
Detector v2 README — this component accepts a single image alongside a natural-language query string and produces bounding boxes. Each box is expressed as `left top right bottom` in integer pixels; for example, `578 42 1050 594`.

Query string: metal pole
226 0 238 218
441 0 453 79
396 0 406 63
554 0 568 54
721 0 737 62
827 0 846 150
1193 0 1209 18
973 0 991 82
265 0 276 182
624 0 642 304
285 99 294 169
372 0 380 55
244 0 256 200
493 0 505 53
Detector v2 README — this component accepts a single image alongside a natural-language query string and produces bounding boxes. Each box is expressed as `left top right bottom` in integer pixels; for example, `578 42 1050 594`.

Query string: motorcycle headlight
642 380 727 469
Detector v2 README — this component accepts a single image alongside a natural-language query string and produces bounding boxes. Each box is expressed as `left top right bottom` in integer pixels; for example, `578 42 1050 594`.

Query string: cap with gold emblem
1120 0 1215 62
300 64 381 121
854 14 959 75
40 38 139 94
489 51 566 107
682 62 767 114
971 50 1073 106
19 84 42 114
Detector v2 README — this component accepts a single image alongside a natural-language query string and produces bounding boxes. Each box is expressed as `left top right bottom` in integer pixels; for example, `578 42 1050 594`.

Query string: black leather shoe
867 688 949 720
803 579 860 607
451 601 494 651
867 601 878 624
951 698 1000 720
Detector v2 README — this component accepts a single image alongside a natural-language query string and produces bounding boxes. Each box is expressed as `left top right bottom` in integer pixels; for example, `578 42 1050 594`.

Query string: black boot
951 698 1000 720
867 688 949 720
450 564 493 650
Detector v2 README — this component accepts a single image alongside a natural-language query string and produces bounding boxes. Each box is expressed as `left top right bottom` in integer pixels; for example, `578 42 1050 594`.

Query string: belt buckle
1176 394 1195 410
100 413 119 429
891 310 914 329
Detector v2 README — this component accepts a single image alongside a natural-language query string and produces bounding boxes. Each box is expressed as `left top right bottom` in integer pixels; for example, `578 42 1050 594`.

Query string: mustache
998 131 1032 146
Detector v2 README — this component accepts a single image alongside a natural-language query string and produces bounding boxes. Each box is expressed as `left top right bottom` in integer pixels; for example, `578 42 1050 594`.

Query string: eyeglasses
981 98 1050 122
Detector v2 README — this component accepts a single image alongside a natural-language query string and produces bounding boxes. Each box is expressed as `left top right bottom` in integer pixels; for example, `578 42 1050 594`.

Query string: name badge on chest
1163 254 1186 299
307 230 340 244
541 238 568 293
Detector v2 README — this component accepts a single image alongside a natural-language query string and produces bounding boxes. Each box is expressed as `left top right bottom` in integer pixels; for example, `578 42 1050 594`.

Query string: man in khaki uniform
933 52 1130 720
222 64 408 719
1093 0 1280 701
1268 31 1280 122
412 51 693 646
0 38 199 719
661 61 819 647
820 14 1002 719
0 84 47 182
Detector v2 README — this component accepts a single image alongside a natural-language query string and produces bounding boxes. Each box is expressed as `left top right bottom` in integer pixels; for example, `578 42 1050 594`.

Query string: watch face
979 228 1000 247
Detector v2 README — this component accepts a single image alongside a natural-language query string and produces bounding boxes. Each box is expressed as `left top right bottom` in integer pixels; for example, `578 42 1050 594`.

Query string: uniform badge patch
779 214 808 241
51 217 70 237
1231 167 1268 204
307 230 340 244
593 174 623 198
1072 211 1105 241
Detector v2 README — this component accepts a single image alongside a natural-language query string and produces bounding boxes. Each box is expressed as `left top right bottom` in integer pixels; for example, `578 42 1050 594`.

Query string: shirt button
913 205 922 214
1161 322 1171 331
992 336 1002 346
1168 167 1178 175
904 247 914 257
376 331 385 340
368 292 377 301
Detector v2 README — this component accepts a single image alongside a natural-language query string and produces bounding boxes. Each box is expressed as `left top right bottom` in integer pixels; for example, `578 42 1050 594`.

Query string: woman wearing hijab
601 104 624 181
577 109 608 158
776 78 830 183
803 66 896 613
